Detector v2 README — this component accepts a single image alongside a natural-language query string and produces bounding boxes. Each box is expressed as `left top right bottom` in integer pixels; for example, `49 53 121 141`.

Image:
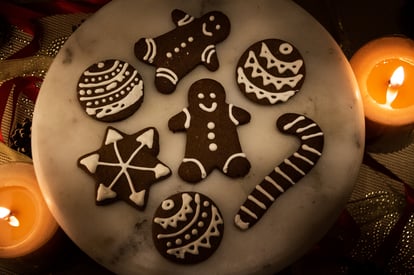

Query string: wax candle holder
350 36 414 153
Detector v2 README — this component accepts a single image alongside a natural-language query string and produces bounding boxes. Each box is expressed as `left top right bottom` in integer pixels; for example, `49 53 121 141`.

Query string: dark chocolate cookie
152 192 224 264
77 59 144 122
236 39 305 105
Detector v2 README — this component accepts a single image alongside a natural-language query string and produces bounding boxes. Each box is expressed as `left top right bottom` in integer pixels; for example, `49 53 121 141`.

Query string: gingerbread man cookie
168 79 251 183
134 9 230 94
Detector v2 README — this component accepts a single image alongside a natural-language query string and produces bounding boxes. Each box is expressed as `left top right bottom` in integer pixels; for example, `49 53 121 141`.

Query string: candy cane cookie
234 113 324 230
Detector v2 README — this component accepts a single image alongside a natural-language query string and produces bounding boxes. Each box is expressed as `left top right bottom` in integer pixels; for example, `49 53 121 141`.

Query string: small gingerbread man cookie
168 79 251 183
134 9 230 94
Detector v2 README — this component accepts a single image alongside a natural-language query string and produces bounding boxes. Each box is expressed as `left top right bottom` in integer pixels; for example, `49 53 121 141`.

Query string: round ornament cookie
152 192 224 264
236 39 306 105
77 59 144 122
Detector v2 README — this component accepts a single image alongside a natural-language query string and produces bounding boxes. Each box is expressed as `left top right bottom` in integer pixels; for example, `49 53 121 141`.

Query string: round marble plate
32 0 364 274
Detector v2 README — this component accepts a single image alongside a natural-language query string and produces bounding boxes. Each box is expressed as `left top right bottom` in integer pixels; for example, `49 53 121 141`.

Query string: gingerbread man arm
168 108 190 132
201 46 220 71
171 9 194 27
230 105 251 125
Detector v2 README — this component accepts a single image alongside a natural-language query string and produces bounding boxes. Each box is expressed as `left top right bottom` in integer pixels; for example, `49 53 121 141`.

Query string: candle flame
0 206 20 227
385 66 405 107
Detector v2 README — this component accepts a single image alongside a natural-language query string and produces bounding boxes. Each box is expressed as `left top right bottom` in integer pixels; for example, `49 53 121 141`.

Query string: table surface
1 0 413 274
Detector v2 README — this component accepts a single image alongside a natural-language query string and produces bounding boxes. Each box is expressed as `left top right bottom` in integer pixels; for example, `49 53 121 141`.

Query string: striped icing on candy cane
234 113 324 230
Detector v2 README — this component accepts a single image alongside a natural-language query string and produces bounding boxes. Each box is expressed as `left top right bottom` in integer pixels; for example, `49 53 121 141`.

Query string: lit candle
350 36 414 151
0 162 58 258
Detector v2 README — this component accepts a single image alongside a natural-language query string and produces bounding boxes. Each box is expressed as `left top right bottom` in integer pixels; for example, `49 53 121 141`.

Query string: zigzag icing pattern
259 42 303 74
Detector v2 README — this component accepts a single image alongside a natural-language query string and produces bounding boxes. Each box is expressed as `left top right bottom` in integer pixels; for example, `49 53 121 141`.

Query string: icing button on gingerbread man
134 9 231 94
168 79 251 183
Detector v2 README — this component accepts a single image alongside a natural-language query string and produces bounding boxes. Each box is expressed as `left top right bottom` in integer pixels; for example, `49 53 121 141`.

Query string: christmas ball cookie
77 59 144 122
236 39 306 105
152 192 224 264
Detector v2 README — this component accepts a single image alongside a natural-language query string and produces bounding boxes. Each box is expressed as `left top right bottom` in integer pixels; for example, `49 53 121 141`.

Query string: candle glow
385 66 405 108
0 207 20 227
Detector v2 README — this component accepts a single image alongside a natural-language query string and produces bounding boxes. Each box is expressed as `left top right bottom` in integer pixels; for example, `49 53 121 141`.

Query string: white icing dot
102 98 106 103
216 24 221 30
181 42 186 48
192 229 198 235
188 36 194 42
209 15 215 21
203 201 210 207
166 52 172 58
111 72 116 76
86 102 92 106
174 47 180 53
198 221 204 227
198 93 205 99
115 94 120 98
175 238 182 245
86 90 92 95
126 87 131 91
209 143 218 151
120 91 125 95
185 234 191 240
167 242 172 247
109 97 114 101
97 62 105 68
207 122 215 129
162 199 174 210
105 75 109 79
84 78 89 83
98 76 102 81
125 71 130 76
208 132 215 140
79 90 85 95
94 100 99 105
279 43 293 55
91 77 96 82
201 212 208 218
209 93 216 99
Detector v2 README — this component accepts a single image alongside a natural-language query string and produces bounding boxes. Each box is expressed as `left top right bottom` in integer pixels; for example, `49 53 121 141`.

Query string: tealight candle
0 162 58 258
350 36 414 151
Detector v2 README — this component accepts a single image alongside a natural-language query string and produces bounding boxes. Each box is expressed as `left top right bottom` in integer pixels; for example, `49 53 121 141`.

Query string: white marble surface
32 0 365 274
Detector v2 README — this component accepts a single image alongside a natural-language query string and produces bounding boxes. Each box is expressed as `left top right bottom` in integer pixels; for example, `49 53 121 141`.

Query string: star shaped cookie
78 127 171 211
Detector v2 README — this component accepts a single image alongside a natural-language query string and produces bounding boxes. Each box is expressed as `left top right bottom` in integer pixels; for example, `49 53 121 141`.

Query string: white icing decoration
207 132 215 139
237 67 296 104
248 195 266 210
136 128 154 149
293 152 314 165
234 214 250 230
209 143 218 151
156 67 178 85
85 80 144 119
79 62 128 89
79 153 100 173
177 14 194 26
104 128 124 145
243 50 304 90
255 185 275 201
162 199 174 211
188 37 194 42
284 159 305 176
157 193 201 239
275 167 295 185
166 204 223 259
301 132 324 141
209 15 215 21
228 104 239 126
297 123 317 133
302 144 322 156
260 42 304 74
182 158 207 179
199 102 217 112
223 153 246 173
143 38 156 63
279 42 293 55
264 176 284 193
183 108 191 129
154 193 194 229
84 60 119 76
198 93 204 99
283 115 305 131
207 122 215 129
96 183 117 201
201 45 215 64
240 206 257 219
129 190 146 206
202 23 213 37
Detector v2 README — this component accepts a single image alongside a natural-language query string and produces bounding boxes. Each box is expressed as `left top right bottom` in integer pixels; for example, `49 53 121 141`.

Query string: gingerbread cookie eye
236 39 306 105
77 59 144 122
152 192 224 264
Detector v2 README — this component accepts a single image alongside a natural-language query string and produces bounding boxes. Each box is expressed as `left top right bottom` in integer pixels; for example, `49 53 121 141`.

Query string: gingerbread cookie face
77 59 144 122
78 127 171 211
152 192 224 264
134 9 230 94
236 39 305 105
168 79 251 183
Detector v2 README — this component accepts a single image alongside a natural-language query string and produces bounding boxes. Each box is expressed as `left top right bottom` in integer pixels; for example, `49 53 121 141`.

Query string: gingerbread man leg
222 153 251 178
